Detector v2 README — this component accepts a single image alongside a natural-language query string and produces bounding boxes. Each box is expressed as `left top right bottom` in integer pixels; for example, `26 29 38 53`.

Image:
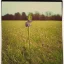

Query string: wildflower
25 13 32 27
25 21 31 27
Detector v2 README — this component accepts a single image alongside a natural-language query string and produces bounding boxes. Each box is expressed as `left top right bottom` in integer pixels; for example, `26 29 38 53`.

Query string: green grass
2 20 62 64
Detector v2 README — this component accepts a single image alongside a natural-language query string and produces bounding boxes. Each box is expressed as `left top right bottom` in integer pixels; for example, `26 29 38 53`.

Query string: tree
21 12 27 20
39 14 45 20
14 12 21 20
34 12 40 20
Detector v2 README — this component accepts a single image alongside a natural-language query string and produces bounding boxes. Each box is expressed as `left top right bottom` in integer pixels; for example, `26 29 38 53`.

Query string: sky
2 2 62 16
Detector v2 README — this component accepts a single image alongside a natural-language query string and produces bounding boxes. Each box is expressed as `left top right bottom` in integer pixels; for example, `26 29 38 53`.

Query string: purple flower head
25 21 31 27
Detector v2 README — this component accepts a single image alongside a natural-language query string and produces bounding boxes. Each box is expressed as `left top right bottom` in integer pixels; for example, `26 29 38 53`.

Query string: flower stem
28 26 31 64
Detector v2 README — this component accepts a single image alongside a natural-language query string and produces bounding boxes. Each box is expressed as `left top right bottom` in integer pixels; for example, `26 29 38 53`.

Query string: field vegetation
2 21 62 64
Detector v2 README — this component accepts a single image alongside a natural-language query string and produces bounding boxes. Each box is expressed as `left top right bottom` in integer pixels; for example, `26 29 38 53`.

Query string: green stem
28 26 31 64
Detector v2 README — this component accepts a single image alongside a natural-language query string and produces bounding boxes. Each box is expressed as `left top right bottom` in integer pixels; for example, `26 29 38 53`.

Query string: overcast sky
2 2 62 16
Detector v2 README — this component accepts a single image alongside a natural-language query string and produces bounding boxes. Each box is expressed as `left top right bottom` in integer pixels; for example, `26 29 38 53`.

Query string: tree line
2 12 62 21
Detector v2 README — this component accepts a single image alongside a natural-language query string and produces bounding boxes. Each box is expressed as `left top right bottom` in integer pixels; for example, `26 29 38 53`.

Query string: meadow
2 20 62 64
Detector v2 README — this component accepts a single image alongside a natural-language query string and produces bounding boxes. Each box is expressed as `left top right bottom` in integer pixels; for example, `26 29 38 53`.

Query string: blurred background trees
2 11 62 21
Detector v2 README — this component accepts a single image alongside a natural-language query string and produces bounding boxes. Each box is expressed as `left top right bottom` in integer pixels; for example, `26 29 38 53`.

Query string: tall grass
2 21 62 64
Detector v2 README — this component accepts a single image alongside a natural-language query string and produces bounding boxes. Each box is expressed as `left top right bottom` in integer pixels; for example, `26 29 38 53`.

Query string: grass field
2 20 62 64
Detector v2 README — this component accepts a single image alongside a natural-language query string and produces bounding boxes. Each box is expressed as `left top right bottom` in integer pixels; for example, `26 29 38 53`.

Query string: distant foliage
2 12 62 21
